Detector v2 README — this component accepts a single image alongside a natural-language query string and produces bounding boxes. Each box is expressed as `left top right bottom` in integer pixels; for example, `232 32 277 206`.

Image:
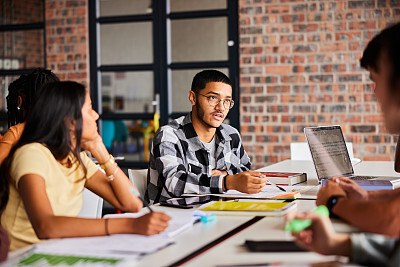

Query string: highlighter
284 205 329 233
200 214 217 223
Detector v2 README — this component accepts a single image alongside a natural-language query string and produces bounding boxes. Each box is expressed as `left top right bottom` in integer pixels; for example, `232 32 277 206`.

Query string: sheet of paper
225 185 308 198
185 185 314 199
34 234 173 255
104 210 196 237
18 252 137 267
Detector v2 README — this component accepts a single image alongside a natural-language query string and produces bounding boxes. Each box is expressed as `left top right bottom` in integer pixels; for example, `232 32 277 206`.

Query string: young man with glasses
146 70 267 203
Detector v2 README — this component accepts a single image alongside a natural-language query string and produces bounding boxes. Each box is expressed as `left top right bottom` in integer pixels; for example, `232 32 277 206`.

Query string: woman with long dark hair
0 81 170 251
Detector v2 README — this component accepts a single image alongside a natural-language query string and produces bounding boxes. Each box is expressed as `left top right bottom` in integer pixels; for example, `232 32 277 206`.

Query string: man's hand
225 171 267 194
211 170 228 176
333 177 368 201
286 211 351 257
316 179 346 206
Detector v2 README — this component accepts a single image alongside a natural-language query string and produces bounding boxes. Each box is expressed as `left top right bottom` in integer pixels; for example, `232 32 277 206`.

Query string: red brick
265 65 292 74
320 42 347 52
238 0 400 167
364 115 385 123
364 155 391 161
265 5 290 13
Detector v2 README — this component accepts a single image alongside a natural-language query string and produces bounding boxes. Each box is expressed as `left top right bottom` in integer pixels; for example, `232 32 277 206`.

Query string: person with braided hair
0 69 59 164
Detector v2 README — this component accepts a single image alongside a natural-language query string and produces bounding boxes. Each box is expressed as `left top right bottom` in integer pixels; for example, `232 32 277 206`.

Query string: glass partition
100 22 153 65
170 17 228 63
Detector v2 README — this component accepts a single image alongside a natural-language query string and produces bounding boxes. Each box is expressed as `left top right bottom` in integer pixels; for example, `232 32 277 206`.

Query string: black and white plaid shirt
145 113 251 204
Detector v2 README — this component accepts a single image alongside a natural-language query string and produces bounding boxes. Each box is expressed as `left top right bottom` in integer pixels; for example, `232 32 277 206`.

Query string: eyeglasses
196 92 235 110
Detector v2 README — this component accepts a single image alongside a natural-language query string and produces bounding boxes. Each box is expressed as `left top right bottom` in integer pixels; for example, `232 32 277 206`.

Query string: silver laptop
304 126 399 187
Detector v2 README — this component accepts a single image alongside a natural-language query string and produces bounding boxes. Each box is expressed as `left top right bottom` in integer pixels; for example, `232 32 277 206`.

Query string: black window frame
89 0 239 169
0 0 46 126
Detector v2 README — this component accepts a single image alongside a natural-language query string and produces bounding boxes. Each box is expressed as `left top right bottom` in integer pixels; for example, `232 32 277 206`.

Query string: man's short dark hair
360 22 400 93
191 70 231 93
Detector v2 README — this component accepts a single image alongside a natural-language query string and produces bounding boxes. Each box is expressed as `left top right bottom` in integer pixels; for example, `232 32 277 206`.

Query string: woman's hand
81 134 104 153
131 212 171 235
81 134 111 165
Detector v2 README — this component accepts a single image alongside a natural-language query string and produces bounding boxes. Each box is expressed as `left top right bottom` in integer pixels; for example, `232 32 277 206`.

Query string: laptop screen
304 126 353 180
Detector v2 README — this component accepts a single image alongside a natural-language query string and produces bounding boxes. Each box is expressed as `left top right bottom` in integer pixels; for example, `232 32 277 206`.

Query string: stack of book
261 172 307 186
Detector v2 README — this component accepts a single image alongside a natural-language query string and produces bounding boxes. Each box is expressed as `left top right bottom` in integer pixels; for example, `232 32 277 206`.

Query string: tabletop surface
8 160 391 266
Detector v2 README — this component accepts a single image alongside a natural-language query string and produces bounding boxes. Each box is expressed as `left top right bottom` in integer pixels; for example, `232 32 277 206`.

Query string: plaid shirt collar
181 112 232 149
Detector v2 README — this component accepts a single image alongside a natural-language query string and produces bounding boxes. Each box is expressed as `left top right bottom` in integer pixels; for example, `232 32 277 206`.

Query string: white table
184 201 342 267
8 160 396 266
134 205 253 267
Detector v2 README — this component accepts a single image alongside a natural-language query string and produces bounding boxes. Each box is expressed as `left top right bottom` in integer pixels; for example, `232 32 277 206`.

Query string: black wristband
223 175 228 191
326 195 345 218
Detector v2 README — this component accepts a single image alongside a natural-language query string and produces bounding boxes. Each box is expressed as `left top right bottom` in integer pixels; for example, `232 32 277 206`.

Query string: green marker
284 205 329 233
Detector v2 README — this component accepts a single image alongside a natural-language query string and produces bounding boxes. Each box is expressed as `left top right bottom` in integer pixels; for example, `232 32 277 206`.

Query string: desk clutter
9 159 395 266
199 200 297 217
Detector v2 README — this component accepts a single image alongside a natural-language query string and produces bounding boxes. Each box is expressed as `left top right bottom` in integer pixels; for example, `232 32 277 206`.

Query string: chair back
78 188 103 218
128 169 148 197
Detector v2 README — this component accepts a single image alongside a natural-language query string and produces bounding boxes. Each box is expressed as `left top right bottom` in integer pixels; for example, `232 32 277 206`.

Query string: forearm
105 166 142 212
33 216 133 239
367 188 400 201
88 142 142 211
330 233 352 257
333 198 400 237
86 168 142 213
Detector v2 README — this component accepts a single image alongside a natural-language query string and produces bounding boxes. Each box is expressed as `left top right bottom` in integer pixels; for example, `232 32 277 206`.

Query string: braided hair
6 68 59 128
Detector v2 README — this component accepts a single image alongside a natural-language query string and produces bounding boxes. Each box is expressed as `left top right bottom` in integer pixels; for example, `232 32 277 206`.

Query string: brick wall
0 0 89 112
0 0 43 68
239 0 400 169
45 0 89 86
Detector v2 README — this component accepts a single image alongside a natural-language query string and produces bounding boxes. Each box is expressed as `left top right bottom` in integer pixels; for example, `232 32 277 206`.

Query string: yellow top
1 143 99 251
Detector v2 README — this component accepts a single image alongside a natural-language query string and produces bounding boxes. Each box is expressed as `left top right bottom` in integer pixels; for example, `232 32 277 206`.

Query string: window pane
99 0 152 17
0 0 43 25
169 0 226 12
101 71 153 113
0 30 44 69
170 17 228 63
0 75 20 112
100 22 153 65
101 119 154 162
171 68 229 113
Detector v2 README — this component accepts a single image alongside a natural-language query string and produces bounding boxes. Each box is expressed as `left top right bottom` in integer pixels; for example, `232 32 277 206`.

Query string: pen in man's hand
266 180 287 192
129 187 153 212
258 175 287 192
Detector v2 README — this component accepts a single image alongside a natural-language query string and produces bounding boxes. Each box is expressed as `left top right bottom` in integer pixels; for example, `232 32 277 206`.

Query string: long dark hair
6 68 59 128
0 81 87 211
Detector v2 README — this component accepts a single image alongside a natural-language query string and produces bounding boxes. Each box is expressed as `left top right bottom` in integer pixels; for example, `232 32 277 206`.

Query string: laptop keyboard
351 176 376 180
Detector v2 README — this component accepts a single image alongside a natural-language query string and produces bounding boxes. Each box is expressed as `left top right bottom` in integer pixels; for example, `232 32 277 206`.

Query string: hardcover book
261 172 307 186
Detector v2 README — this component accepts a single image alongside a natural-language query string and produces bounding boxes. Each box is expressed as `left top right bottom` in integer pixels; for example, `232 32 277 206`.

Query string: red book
260 172 307 186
